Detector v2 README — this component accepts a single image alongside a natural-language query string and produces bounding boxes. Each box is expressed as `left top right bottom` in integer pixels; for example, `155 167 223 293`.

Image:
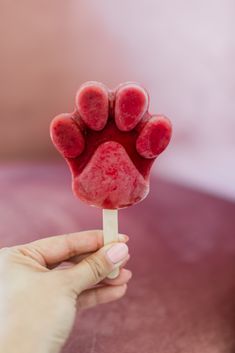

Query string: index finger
18 230 128 267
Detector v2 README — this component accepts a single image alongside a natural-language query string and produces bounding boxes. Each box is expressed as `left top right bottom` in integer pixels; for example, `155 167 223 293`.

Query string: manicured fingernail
118 234 129 242
123 269 132 280
120 254 130 268
106 243 129 264
127 271 132 280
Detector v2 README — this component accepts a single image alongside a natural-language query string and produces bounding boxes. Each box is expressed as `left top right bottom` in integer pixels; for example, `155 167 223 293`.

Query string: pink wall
0 1 234 199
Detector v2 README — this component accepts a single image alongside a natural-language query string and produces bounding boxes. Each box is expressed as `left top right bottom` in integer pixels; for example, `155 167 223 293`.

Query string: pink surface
1 164 235 352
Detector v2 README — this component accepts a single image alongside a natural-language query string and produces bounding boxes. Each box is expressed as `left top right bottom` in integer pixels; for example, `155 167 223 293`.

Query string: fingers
59 251 130 269
102 268 132 286
17 230 128 267
78 284 127 310
66 243 129 293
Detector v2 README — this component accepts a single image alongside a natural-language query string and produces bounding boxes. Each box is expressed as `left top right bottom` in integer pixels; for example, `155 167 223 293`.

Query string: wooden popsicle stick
103 209 119 279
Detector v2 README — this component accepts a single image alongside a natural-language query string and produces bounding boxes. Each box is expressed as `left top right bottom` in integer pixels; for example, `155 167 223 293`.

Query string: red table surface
1 163 235 353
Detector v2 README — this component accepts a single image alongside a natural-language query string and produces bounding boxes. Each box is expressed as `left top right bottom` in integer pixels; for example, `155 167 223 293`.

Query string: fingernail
123 269 132 280
127 271 132 280
120 254 130 268
118 234 129 242
106 243 129 264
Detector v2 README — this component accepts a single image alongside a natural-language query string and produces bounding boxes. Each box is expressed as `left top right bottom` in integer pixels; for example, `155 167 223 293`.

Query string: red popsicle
50 81 172 278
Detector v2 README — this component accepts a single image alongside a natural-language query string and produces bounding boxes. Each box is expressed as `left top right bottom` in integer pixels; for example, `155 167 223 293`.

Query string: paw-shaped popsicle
50 82 172 209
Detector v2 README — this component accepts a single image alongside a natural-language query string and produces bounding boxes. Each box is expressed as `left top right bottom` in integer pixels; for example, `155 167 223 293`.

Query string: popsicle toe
50 114 85 158
50 81 172 209
76 82 109 131
115 83 149 131
136 116 172 158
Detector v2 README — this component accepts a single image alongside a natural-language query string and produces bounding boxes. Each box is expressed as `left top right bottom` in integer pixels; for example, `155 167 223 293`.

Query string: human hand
0 230 130 353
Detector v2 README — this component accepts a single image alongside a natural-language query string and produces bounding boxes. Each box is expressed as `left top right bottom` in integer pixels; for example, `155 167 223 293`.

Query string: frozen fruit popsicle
50 81 172 278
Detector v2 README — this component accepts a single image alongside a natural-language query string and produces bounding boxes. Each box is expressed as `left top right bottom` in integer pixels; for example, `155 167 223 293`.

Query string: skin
0 230 131 353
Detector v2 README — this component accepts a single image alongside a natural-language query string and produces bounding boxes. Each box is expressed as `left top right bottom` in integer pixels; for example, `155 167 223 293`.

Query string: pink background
1 3 235 352
0 0 234 198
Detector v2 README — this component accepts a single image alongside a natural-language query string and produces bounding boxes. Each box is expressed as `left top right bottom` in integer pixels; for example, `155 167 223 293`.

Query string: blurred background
0 0 234 199
1 3 235 351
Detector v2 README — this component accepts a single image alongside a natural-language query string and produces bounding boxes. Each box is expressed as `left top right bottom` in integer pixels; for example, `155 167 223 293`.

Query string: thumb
66 242 129 293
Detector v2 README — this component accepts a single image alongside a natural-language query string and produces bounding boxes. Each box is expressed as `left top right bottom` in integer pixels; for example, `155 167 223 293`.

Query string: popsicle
50 81 172 277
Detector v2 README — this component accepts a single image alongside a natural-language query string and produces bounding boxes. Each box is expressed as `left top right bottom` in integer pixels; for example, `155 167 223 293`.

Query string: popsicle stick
103 209 119 279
